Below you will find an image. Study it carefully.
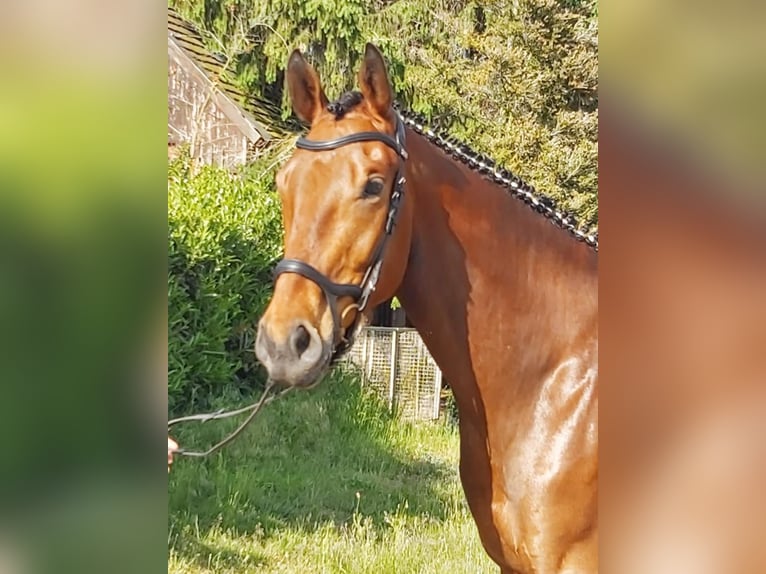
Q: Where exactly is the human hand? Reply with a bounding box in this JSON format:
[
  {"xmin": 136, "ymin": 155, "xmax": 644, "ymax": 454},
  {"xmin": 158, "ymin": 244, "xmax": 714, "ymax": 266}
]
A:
[{"xmin": 168, "ymin": 437, "xmax": 179, "ymax": 472}]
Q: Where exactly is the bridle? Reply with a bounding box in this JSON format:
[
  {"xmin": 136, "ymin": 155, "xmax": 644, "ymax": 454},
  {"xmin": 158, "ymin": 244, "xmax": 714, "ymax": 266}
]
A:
[
  {"xmin": 168, "ymin": 115, "xmax": 408, "ymax": 460},
  {"xmin": 273, "ymin": 113, "xmax": 408, "ymax": 360}
]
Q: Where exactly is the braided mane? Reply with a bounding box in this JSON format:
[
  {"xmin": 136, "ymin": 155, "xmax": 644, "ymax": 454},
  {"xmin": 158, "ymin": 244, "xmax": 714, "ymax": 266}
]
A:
[{"xmin": 323, "ymin": 93, "xmax": 598, "ymax": 251}]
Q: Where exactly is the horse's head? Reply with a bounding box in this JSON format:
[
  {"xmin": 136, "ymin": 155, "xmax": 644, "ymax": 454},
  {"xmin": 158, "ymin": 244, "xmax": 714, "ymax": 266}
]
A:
[{"xmin": 255, "ymin": 44, "xmax": 414, "ymax": 388}]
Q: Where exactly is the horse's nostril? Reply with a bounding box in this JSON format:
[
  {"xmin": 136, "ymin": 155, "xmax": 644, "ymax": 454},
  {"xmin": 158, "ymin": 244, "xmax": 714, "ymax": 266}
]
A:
[{"xmin": 291, "ymin": 324, "xmax": 311, "ymax": 357}]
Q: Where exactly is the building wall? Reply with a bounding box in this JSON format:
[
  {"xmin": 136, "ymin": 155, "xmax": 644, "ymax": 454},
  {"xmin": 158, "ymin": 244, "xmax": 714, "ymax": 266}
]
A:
[{"xmin": 168, "ymin": 55, "xmax": 250, "ymax": 169}]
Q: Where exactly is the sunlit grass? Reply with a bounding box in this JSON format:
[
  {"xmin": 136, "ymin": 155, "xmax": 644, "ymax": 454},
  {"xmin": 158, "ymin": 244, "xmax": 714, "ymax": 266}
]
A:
[{"xmin": 168, "ymin": 369, "xmax": 494, "ymax": 573}]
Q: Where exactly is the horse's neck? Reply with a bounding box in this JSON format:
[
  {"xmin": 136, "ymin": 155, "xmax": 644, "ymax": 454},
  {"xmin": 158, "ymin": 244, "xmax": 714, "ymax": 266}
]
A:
[{"xmin": 397, "ymin": 131, "xmax": 598, "ymax": 413}]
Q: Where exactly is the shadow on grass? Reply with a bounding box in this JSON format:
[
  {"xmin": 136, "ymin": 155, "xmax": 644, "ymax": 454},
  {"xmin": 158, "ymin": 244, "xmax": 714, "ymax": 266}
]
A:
[
  {"xmin": 169, "ymin": 367, "xmax": 462, "ymax": 563},
  {"xmin": 171, "ymin": 531, "xmax": 269, "ymax": 571}
]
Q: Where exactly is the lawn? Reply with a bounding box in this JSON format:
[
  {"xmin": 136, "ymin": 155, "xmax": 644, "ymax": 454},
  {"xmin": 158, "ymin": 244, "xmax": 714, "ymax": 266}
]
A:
[{"xmin": 168, "ymin": 368, "xmax": 495, "ymax": 573}]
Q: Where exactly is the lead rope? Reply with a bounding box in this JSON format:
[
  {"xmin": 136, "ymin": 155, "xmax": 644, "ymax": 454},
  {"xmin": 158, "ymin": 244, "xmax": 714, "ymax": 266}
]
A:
[{"xmin": 168, "ymin": 381, "xmax": 292, "ymax": 458}]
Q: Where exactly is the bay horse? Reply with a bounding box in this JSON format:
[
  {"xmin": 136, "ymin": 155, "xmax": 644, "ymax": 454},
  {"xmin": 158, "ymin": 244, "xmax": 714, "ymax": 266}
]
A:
[
  {"xmin": 255, "ymin": 44, "xmax": 598, "ymax": 574},
  {"xmin": 599, "ymin": 109, "xmax": 766, "ymax": 574}
]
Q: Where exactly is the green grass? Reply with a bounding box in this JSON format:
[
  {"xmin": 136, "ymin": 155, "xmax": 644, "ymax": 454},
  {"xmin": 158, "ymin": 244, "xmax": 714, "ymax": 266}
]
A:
[{"xmin": 168, "ymin": 369, "xmax": 495, "ymax": 573}]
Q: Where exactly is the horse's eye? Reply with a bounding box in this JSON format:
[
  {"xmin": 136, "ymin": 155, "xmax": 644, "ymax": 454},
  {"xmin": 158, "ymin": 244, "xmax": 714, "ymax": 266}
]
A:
[{"xmin": 362, "ymin": 178, "xmax": 385, "ymax": 197}]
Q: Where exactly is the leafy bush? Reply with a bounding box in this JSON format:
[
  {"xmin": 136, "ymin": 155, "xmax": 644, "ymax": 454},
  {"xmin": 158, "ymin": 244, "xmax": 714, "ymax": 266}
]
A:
[{"xmin": 168, "ymin": 154, "xmax": 283, "ymax": 413}]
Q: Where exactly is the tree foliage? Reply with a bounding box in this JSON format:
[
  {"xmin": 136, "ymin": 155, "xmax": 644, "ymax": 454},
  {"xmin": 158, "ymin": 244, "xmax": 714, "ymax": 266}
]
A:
[{"xmin": 169, "ymin": 0, "xmax": 598, "ymax": 226}]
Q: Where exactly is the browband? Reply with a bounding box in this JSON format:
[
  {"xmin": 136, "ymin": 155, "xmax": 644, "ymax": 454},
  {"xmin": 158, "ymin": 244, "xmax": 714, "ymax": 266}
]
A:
[{"xmin": 296, "ymin": 123, "xmax": 408, "ymax": 160}]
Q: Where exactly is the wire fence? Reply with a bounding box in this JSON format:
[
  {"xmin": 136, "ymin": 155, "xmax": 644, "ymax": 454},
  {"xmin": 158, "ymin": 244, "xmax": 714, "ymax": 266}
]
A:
[{"xmin": 343, "ymin": 327, "xmax": 443, "ymax": 421}]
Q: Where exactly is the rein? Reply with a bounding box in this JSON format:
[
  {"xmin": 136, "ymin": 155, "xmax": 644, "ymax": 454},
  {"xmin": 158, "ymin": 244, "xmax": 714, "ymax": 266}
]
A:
[
  {"xmin": 168, "ymin": 381, "xmax": 292, "ymax": 458},
  {"xmin": 273, "ymin": 113, "xmax": 409, "ymax": 359}
]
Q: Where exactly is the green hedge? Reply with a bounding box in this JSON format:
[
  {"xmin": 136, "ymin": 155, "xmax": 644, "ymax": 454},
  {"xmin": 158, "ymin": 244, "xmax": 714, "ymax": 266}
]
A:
[{"xmin": 168, "ymin": 155, "xmax": 283, "ymax": 413}]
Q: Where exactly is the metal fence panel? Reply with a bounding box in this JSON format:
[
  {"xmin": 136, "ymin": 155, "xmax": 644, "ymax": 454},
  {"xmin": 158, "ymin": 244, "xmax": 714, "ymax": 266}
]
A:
[{"xmin": 345, "ymin": 327, "xmax": 442, "ymax": 421}]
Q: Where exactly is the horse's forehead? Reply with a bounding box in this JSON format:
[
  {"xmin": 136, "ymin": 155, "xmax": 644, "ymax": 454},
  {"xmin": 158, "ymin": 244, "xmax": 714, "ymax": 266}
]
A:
[
  {"xmin": 313, "ymin": 120, "xmax": 371, "ymax": 140},
  {"xmin": 286, "ymin": 114, "xmax": 391, "ymax": 174}
]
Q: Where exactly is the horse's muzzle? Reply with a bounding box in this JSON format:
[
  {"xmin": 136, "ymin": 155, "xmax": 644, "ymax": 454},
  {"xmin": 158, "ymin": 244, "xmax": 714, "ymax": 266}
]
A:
[{"xmin": 255, "ymin": 319, "xmax": 331, "ymax": 387}]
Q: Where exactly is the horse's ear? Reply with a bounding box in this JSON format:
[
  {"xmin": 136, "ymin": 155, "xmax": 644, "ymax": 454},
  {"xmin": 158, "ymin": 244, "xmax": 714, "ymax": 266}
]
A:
[
  {"xmin": 358, "ymin": 43, "xmax": 393, "ymax": 118},
  {"xmin": 286, "ymin": 49, "xmax": 328, "ymax": 124}
]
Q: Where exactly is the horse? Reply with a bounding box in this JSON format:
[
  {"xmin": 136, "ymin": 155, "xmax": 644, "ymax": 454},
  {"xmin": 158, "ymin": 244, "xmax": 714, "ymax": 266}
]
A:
[
  {"xmin": 255, "ymin": 44, "xmax": 598, "ymax": 574},
  {"xmin": 599, "ymin": 108, "xmax": 766, "ymax": 574}
]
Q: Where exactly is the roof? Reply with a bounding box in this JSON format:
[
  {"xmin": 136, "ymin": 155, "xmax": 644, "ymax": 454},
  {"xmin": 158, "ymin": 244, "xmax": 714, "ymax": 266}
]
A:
[{"xmin": 168, "ymin": 7, "xmax": 272, "ymax": 143}]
